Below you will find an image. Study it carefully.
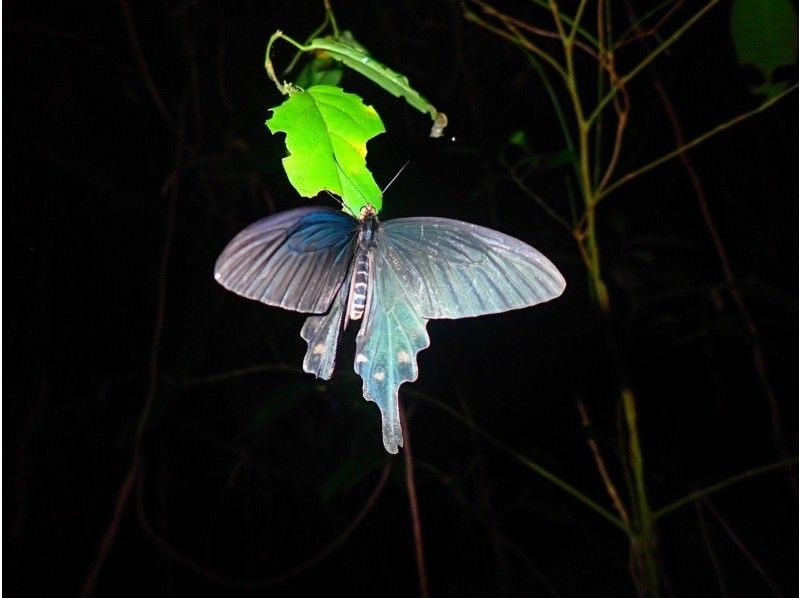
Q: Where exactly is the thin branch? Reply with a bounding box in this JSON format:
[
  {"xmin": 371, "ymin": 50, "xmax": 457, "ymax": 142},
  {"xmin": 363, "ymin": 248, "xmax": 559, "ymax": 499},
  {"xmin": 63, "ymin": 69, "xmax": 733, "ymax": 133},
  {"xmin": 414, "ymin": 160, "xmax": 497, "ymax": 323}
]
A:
[
  {"xmin": 576, "ymin": 400, "xmax": 631, "ymax": 528},
  {"xmin": 653, "ymin": 458, "xmax": 798, "ymax": 520},
  {"xmin": 400, "ymin": 401, "xmax": 430, "ymax": 598},
  {"xmin": 695, "ymin": 502, "xmax": 729, "ymax": 597},
  {"xmin": 119, "ymin": 0, "xmax": 174, "ymax": 127},
  {"xmin": 81, "ymin": 108, "xmax": 186, "ymax": 598},
  {"xmin": 624, "ymin": 0, "xmax": 794, "ymax": 487},
  {"xmin": 547, "ymin": 0, "xmax": 568, "ymax": 43},
  {"xmin": 568, "ymin": 0, "xmax": 590, "ymax": 42},
  {"xmin": 469, "ymin": 0, "xmax": 598, "ymax": 60},
  {"xmin": 587, "ymin": 0, "xmax": 721, "ymax": 126},
  {"xmin": 463, "ymin": 7, "xmax": 567, "ymax": 82},
  {"xmin": 502, "ymin": 156, "xmax": 573, "ymax": 232},
  {"xmin": 528, "ymin": 0, "xmax": 600, "ymax": 46},
  {"xmin": 704, "ymin": 501, "xmax": 785, "ymax": 597},
  {"xmin": 595, "ymin": 58, "xmax": 630, "ymax": 196},
  {"xmin": 164, "ymin": 363, "xmax": 305, "ymax": 387},
  {"xmin": 137, "ymin": 461, "xmax": 392, "ymax": 589},
  {"xmin": 408, "ymin": 389, "xmax": 628, "ymax": 534},
  {"xmin": 614, "ymin": 0, "xmax": 684, "ymax": 50},
  {"xmin": 599, "ymin": 85, "xmax": 798, "ymax": 199}
]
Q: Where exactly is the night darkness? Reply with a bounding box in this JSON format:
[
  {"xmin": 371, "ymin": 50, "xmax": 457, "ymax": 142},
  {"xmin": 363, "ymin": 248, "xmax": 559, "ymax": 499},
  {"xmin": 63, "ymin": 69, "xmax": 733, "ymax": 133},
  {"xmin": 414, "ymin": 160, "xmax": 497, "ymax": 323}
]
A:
[{"xmin": 4, "ymin": 1, "xmax": 798, "ymax": 596}]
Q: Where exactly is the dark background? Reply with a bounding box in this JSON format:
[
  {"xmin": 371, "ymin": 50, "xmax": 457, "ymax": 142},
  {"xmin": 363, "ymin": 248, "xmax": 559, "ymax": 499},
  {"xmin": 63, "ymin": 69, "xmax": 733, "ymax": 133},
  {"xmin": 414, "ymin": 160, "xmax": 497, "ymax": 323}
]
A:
[{"xmin": 4, "ymin": 1, "xmax": 797, "ymax": 596}]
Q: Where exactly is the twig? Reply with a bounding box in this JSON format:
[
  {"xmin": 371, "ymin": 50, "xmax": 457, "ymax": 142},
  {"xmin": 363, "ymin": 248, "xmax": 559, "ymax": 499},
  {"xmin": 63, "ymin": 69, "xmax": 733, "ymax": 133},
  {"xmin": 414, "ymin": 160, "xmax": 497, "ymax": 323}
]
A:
[
  {"xmin": 407, "ymin": 388, "xmax": 628, "ymax": 534},
  {"xmin": 623, "ymin": 0, "xmax": 794, "ymax": 486},
  {"xmin": 163, "ymin": 363, "xmax": 305, "ymax": 386},
  {"xmin": 695, "ymin": 502, "xmax": 728, "ymax": 597},
  {"xmin": 136, "ymin": 460, "xmax": 392, "ymax": 588},
  {"xmin": 502, "ymin": 156, "xmax": 573, "ymax": 232},
  {"xmin": 119, "ymin": 0, "xmax": 174, "ymax": 127},
  {"xmin": 576, "ymin": 400, "xmax": 631, "ymax": 528},
  {"xmin": 400, "ymin": 400, "xmax": 430, "ymax": 598},
  {"xmin": 80, "ymin": 104, "xmax": 187, "ymax": 598},
  {"xmin": 653, "ymin": 458, "xmax": 798, "ymax": 520},
  {"xmin": 614, "ymin": 0, "xmax": 684, "ymax": 50},
  {"xmin": 587, "ymin": 0, "xmax": 721, "ymax": 125},
  {"xmin": 703, "ymin": 501, "xmax": 784, "ymax": 597},
  {"xmin": 599, "ymin": 85, "xmax": 798, "ymax": 199},
  {"xmin": 463, "ymin": 7, "xmax": 567, "ymax": 82},
  {"xmin": 469, "ymin": 0, "xmax": 599, "ymax": 60}
]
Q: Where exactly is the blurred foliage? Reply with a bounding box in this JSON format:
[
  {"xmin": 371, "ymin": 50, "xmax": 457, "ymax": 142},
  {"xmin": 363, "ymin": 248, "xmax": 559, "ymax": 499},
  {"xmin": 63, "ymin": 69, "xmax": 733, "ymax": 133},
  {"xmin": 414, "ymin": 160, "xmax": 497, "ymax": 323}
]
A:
[{"xmin": 731, "ymin": 0, "xmax": 798, "ymax": 97}]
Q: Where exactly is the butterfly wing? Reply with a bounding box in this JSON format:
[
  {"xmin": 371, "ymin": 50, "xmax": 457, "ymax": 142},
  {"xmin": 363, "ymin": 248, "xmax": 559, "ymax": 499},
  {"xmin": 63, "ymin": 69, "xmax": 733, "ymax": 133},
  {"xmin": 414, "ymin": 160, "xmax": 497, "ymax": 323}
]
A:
[
  {"xmin": 379, "ymin": 217, "xmax": 566, "ymax": 318},
  {"xmin": 214, "ymin": 207, "xmax": 357, "ymax": 313},
  {"xmin": 300, "ymin": 259, "xmax": 354, "ymax": 380},
  {"xmin": 354, "ymin": 242, "xmax": 431, "ymax": 454},
  {"xmin": 355, "ymin": 218, "xmax": 565, "ymax": 453}
]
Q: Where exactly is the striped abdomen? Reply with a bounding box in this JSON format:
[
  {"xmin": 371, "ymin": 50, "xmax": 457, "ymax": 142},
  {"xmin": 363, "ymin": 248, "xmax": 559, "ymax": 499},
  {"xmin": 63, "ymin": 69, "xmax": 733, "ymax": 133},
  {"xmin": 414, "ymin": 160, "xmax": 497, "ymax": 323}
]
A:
[{"xmin": 348, "ymin": 251, "xmax": 369, "ymax": 320}]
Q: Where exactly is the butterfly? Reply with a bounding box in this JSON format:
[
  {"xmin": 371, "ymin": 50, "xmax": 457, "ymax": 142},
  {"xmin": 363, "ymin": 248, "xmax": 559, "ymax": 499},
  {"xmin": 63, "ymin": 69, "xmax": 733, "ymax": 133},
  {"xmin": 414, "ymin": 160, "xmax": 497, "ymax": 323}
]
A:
[{"xmin": 214, "ymin": 203, "xmax": 566, "ymax": 453}]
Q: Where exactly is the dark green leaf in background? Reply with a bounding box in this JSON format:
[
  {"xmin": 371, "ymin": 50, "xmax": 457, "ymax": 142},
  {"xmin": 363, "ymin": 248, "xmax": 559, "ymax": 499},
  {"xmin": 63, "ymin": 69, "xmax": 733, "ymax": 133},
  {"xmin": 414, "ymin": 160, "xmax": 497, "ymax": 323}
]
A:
[{"xmin": 731, "ymin": 0, "xmax": 798, "ymax": 97}]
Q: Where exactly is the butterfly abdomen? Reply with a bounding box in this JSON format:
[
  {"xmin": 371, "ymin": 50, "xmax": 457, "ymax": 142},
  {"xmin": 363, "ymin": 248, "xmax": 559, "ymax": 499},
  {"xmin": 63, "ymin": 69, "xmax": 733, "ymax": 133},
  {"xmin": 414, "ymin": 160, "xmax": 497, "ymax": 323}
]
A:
[
  {"xmin": 347, "ymin": 211, "xmax": 378, "ymax": 322},
  {"xmin": 348, "ymin": 250, "xmax": 369, "ymax": 320}
]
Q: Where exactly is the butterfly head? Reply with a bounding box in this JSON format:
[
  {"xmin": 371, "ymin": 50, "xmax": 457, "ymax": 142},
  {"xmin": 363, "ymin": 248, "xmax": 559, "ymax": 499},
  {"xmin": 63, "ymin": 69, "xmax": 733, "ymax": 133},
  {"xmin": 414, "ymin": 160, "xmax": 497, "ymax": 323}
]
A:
[{"xmin": 358, "ymin": 204, "xmax": 378, "ymax": 221}]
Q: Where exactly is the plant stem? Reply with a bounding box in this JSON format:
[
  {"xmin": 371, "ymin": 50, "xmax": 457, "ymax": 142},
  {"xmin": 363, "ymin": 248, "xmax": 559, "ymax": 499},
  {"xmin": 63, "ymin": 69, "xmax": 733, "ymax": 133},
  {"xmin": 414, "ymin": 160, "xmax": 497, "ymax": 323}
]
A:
[
  {"xmin": 623, "ymin": 388, "xmax": 660, "ymax": 596},
  {"xmin": 654, "ymin": 458, "xmax": 798, "ymax": 520},
  {"xmin": 587, "ymin": 0, "xmax": 721, "ymax": 126},
  {"xmin": 599, "ymin": 85, "xmax": 797, "ymax": 199},
  {"xmin": 399, "ymin": 402, "xmax": 430, "ymax": 598},
  {"xmin": 410, "ymin": 389, "xmax": 628, "ymax": 534}
]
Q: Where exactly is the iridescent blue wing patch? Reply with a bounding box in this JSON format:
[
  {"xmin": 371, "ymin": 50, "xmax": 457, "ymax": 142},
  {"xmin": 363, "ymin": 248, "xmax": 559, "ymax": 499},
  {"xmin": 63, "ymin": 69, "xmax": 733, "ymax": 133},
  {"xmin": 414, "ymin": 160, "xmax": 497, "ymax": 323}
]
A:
[
  {"xmin": 214, "ymin": 207, "xmax": 357, "ymax": 314},
  {"xmin": 353, "ymin": 219, "xmax": 565, "ymax": 452},
  {"xmin": 380, "ymin": 217, "xmax": 566, "ymax": 318},
  {"xmin": 354, "ymin": 242, "xmax": 430, "ymax": 454}
]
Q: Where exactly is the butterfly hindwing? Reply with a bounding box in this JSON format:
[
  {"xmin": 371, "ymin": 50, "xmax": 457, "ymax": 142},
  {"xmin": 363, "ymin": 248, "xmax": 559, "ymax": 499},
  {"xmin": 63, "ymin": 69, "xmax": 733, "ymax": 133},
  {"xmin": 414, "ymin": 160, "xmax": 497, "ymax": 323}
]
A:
[
  {"xmin": 214, "ymin": 207, "xmax": 357, "ymax": 314},
  {"xmin": 300, "ymin": 261, "xmax": 353, "ymax": 380},
  {"xmin": 380, "ymin": 217, "xmax": 566, "ymax": 318},
  {"xmin": 354, "ymin": 242, "xmax": 431, "ymax": 454}
]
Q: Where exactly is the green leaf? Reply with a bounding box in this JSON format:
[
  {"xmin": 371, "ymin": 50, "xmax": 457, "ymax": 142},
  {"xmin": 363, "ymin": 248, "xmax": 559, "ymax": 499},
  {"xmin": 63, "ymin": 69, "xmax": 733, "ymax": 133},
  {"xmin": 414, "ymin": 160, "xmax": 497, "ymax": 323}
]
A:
[
  {"xmin": 303, "ymin": 37, "xmax": 448, "ymax": 137},
  {"xmin": 294, "ymin": 52, "xmax": 344, "ymax": 89},
  {"xmin": 508, "ymin": 130, "xmax": 529, "ymax": 149},
  {"xmin": 731, "ymin": 0, "xmax": 798, "ymax": 97},
  {"xmin": 266, "ymin": 85, "xmax": 385, "ymax": 214}
]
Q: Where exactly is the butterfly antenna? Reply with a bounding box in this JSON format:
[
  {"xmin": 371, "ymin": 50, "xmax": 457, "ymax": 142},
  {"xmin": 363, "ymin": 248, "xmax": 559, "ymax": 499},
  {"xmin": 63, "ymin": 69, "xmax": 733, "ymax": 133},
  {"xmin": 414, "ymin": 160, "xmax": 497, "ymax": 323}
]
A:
[
  {"xmin": 382, "ymin": 160, "xmax": 410, "ymax": 195},
  {"xmin": 332, "ymin": 156, "xmax": 374, "ymax": 214},
  {"xmin": 323, "ymin": 189, "xmax": 345, "ymax": 208}
]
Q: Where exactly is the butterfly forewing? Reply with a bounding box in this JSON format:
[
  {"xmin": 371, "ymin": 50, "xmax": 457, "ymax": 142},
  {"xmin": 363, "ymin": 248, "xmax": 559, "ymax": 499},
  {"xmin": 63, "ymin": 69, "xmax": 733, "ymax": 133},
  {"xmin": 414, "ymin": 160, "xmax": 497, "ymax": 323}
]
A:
[
  {"xmin": 214, "ymin": 207, "xmax": 358, "ymax": 313},
  {"xmin": 380, "ymin": 217, "xmax": 566, "ymax": 318}
]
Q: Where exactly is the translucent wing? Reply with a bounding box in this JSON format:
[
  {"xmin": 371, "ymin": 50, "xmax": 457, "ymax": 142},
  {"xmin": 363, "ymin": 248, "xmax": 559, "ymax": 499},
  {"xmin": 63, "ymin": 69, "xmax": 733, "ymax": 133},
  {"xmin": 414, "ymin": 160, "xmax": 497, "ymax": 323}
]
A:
[
  {"xmin": 300, "ymin": 260, "xmax": 353, "ymax": 380},
  {"xmin": 355, "ymin": 218, "xmax": 565, "ymax": 453},
  {"xmin": 214, "ymin": 207, "xmax": 357, "ymax": 313},
  {"xmin": 380, "ymin": 217, "xmax": 566, "ymax": 318},
  {"xmin": 354, "ymin": 245, "xmax": 431, "ymax": 454}
]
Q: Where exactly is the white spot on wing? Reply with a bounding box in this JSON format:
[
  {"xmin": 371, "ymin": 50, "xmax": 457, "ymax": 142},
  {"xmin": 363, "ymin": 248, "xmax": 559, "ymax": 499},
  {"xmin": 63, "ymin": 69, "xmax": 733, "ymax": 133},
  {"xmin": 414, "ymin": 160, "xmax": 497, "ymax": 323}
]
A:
[
  {"xmin": 398, "ymin": 351, "xmax": 411, "ymax": 363},
  {"xmin": 373, "ymin": 370, "xmax": 385, "ymax": 381},
  {"xmin": 356, "ymin": 353, "xmax": 368, "ymax": 363},
  {"xmin": 313, "ymin": 343, "xmax": 325, "ymax": 355}
]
